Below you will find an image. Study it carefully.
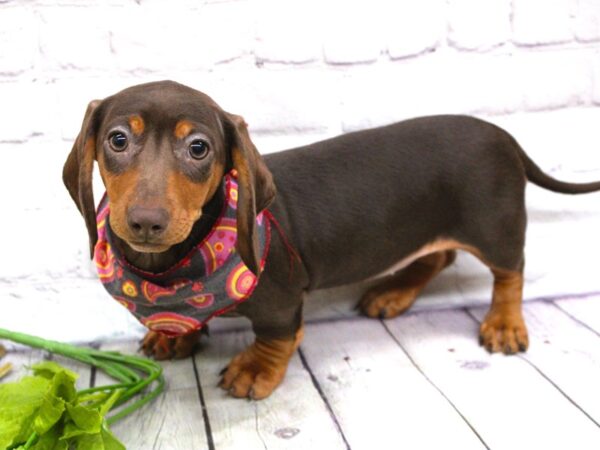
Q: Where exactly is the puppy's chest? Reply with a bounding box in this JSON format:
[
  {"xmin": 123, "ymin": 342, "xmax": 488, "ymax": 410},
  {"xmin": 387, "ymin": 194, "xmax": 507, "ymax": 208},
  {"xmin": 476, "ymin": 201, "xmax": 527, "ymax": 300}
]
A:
[{"xmin": 94, "ymin": 174, "xmax": 270, "ymax": 337}]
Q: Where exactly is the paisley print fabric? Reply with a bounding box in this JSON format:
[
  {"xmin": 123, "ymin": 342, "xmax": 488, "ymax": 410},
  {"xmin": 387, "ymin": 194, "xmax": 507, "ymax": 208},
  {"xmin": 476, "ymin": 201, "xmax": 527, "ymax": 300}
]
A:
[{"xmin": 94, "ymin": 172, "xmax": 271, "ymax": 337}]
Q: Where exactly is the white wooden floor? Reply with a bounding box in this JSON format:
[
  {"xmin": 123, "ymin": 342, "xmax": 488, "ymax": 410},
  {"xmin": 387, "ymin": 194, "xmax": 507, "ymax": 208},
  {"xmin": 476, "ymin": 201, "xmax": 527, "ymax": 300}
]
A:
[{"xmin": 3, "ymin": 296, "xmax": 600, "ymax": 450}]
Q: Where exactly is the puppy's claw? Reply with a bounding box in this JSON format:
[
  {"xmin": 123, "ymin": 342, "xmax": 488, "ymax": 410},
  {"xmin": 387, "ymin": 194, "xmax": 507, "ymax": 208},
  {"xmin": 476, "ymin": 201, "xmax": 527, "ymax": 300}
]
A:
[
  {"xmin": 248, "ymin": 388, "xmax": 257, "ymax": 401},
  {"xmin": 518, "ymin": 342, "xmax": 528, "ymax": 352},
  {"xmin": 479, "ymin": 311, "xmax": 529, "ymax": 355}
]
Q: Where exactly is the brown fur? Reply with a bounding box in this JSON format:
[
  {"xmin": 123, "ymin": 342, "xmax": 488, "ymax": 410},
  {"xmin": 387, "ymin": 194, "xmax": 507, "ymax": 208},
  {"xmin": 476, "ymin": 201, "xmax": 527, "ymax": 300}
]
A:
[
  {"xmin": 63, "ymin": 81, "xmax": 600, "ymax": 400},
  {"xmin": 227, "ymin": 114, "xmax": 276, "ymax": 274},
  {"xmin": 63, "ymin": 100, "xmax": 100, "ymax": 257}
]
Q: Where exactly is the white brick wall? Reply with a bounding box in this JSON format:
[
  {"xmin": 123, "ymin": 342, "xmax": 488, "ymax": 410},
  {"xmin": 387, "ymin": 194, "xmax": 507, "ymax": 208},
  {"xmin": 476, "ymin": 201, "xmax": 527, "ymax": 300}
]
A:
[
  {"xmin": 512, "ymin": 0, "xmax": 573, "ymax": 45},
  {"xmin": 447, "ymin": 0, "xmax": 511, "ymax": 50},
  {"xmin": 1, "ymin": 0, "xmax": 600, "ymax": 342}
]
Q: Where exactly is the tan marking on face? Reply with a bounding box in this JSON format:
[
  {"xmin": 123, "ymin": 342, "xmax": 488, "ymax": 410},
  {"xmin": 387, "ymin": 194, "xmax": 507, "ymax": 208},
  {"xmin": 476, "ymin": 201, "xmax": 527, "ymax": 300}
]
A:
[
  {"xmin": 163, "ymin": 162, "xmax": 225, "ymax": 245},
  {"xmin": 98, "ymin": 142, "xmax": 225, "ymax": 251},
  {"xmin": 128, "ymin": 115, "xmax": 145, "ymax": 136},
  {"xmin": 174, "ymin": 120, "xmax": 194, "ymax": 140},
  {"xmin": 97, "ymin": 152, "xmax": 141, "ymax": 242}
]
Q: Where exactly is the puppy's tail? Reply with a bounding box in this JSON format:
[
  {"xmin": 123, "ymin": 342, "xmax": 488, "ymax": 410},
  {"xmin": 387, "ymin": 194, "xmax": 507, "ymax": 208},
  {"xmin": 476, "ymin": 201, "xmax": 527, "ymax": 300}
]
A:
[{"xmin": 518, "ymin": 147, "xmax": 600, "ymax": 194}]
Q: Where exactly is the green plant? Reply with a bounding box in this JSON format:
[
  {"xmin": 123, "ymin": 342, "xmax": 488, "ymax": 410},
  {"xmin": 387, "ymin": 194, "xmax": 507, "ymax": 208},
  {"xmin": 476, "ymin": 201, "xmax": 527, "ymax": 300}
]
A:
[{"xmin": 0, "ymin": 329, "xmax": 165, "ymax": 449}]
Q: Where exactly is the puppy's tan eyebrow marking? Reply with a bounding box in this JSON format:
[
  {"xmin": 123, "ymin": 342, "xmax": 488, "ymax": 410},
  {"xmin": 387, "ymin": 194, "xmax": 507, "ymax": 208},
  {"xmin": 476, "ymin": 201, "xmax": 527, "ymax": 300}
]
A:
[
  {"xmin": 128, "ymin": 115, "xmax": 145, "ymax": 136},
  {"xmin": 174, "ymin": 120, "xmax": 194, "ymax": 140}
]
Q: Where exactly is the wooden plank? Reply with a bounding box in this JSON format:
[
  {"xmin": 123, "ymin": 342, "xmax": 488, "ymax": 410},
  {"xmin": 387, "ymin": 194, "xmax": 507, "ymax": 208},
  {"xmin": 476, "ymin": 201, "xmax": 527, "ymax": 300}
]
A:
[
  {"xmin": 96, "ymin": 340, "xmax": 209, "ymax": 450},
  {"xmin": 194, "ymin": 329, "xmax": 348, "ymax": 450},
  {"xmin": 386, "ymin": 308, "xmax": 600, "ymax": 449},
  {"xmin": 554, "ymin": 295, "xmax": 600, "ymax": 335},
  {"xmin": 470, "ymin": 301, "xmax": 600, "ymax": 424},
  {"xmin": 300, "ymin": 318, "xmax": 486, "ymax": 450},
  {"xmin": 0, "ymin": 345, "xmax": 45, "ymax": 383}
]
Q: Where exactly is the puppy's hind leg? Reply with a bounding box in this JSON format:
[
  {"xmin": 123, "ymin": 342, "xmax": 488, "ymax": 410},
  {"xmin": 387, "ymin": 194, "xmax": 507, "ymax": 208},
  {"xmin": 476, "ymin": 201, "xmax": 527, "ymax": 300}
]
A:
[
  {"xmin": 479, "ymin": 266, "xmax": 528, "ymax": 354},
  {"xmin": 359, "ymin": 250, "xmax": 456, "ymax": 319}
]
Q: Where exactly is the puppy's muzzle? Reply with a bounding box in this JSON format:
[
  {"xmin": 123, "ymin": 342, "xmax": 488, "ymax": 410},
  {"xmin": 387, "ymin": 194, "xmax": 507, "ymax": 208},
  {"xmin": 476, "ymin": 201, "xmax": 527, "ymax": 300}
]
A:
[{"xmin": 127, "ymin": 206, "xmax": 170, "ymax": 241}]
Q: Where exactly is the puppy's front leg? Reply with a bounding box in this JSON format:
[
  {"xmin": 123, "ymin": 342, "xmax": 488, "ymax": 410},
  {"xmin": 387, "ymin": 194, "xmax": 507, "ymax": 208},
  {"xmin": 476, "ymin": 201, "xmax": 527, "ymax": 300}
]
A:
[
  {"xmin": 141, "ymin": 329, "xmax": 202, "ymax": 360},
  {"xmin": 220, "ymin": 326, "xmax": 304, "ymax": 400}
]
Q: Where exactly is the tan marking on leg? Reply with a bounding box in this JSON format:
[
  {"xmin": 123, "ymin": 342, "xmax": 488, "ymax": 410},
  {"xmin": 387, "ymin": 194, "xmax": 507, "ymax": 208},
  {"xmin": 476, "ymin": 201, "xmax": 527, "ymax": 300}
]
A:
[
  {"xmin": 220, "ymin": 326, "xmax": 304, "ymax": 400},
  {"xmin": 480, "ymin": 268, "xmax": 528, "ymax": 354},
  {"xmin": 360, "ymin": 250, "xmax": 456, "ymax": 318},
  {"xmin": 128, "ymin": 115, "xmax": 145, "ymax": 136},
  {"xmin": 174, "ymin": 120, "xmax": 194, "ymax": 140}
]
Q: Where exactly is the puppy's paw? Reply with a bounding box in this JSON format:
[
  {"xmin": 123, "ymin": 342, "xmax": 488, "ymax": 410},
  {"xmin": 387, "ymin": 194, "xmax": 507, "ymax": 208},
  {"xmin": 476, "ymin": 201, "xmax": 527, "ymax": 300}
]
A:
[
  {"xmin": 219, "ymin": 349, "xmax": 286, "ymax": 400},
  {"xmin": 141, "ymin": 330, "xmax": 201, "ymax": 360},
  {"xmin": 479, "ymin": 311, "xmax": 529, "ymax": 354},
  {"xmin": 358, "ymin": 288, "xmax": 417, "ymax": 319},
  {"xmin": 220, "ymin": 328, "xmax": 303, "ymax": 400}
]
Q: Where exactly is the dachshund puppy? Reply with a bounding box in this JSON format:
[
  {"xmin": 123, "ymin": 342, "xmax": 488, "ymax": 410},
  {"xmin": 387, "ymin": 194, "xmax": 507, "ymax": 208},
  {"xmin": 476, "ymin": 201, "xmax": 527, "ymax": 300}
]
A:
[{"xmin": 63, "ymin": 81, "xmax": 600, "ymax": 399}]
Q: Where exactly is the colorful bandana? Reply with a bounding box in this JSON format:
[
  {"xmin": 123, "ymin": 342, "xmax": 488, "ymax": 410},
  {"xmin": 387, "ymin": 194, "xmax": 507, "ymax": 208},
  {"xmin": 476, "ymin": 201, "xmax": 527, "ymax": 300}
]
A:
[{"xmin": 94, "ymin": 172, "xmax": 271, "ymax": 337}]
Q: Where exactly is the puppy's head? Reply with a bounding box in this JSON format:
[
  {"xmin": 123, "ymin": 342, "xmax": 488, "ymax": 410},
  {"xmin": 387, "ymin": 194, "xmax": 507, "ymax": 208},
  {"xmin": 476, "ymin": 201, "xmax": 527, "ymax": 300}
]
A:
[{"xmin": 63, "ymin": 81, "xmax": 275, "ymax": 274}]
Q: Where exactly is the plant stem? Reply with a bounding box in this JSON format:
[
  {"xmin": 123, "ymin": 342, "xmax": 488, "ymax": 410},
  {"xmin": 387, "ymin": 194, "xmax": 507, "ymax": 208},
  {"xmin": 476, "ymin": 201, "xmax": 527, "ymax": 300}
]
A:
[{"xmin": 0, "ymin": 328, "xmax": 165, "ymax": 424}]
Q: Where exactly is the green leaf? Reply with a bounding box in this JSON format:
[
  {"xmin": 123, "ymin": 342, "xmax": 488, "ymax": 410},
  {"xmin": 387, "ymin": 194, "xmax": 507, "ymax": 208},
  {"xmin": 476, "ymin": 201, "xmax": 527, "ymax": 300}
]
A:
[
  {"xmin": 32, "ymin": 366, "xmax": 79, "ymax": 435},
  {"xmin": 29, "ymin": 424, "xmax": 67, "ymax": 450},
  {"xmin": 99, "ymin": 425, "xmax": 126, "ymax": 450},
  {"xmin": 60, "ymin": 404, "xmax": 102, "ymax": 440},
  {"xmin": 0, "ymin": 376, "xmax": 49, "ymax": 449},
  {"xmin": 72, "ymin": 423, "xmax": 125, "ymax": 450},
  {"xmin": 0, "ymin": 328, "xmax": 164, "ymax": 450},
  {"xmin": 47, "ymin": 370, "xmax": 77, "ymax": 404},
  {"xmin": 33, "ymin": 393, "xmax": 65, "ymax": 435},
  {"xmin": 73, "ymin": 433, "xmax": 104, "ymax": 450},
  {"xmin": 66, "ymin": 404, "xmax": 102, "ymax": 434},
  {"xmin": 31, "ymin": 362, "xmax": 78, "ymax": 384}
]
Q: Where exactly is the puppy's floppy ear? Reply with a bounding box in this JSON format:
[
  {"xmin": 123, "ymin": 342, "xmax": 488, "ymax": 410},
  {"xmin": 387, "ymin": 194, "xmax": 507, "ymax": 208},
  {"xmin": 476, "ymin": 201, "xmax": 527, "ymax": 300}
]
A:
[
  {"xmin": 62, "ymin": 99, "xmax": 102, "ymax": 259},
  {"xmin": 223, "ymin": 112, "xmax": 276, "ymax": 275}
]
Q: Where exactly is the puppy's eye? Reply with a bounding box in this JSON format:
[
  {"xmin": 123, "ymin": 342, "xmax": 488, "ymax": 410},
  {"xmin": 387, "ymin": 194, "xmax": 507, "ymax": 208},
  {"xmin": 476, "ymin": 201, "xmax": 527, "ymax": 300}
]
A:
[
  {"xmin": 109, "ymin": 132, "xmax": 128, "ymax": 152},
  {"xmin": 189, "ymin": 139, "xmax": 209, "ymax": 160}
]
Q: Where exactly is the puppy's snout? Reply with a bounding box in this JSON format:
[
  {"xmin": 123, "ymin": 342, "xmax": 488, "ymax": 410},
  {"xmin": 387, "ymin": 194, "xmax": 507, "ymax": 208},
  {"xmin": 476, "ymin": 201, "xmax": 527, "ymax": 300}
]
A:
[{"xmin": 127, "ymin": 206, "xmax": 169, "ymax": 239}]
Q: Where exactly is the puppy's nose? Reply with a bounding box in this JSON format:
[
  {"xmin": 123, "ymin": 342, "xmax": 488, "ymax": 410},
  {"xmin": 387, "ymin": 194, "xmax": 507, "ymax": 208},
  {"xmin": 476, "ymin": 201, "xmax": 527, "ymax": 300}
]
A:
[{"xmin": 127, "ymin": 206, "xmax": 169, "ymax": 239}]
